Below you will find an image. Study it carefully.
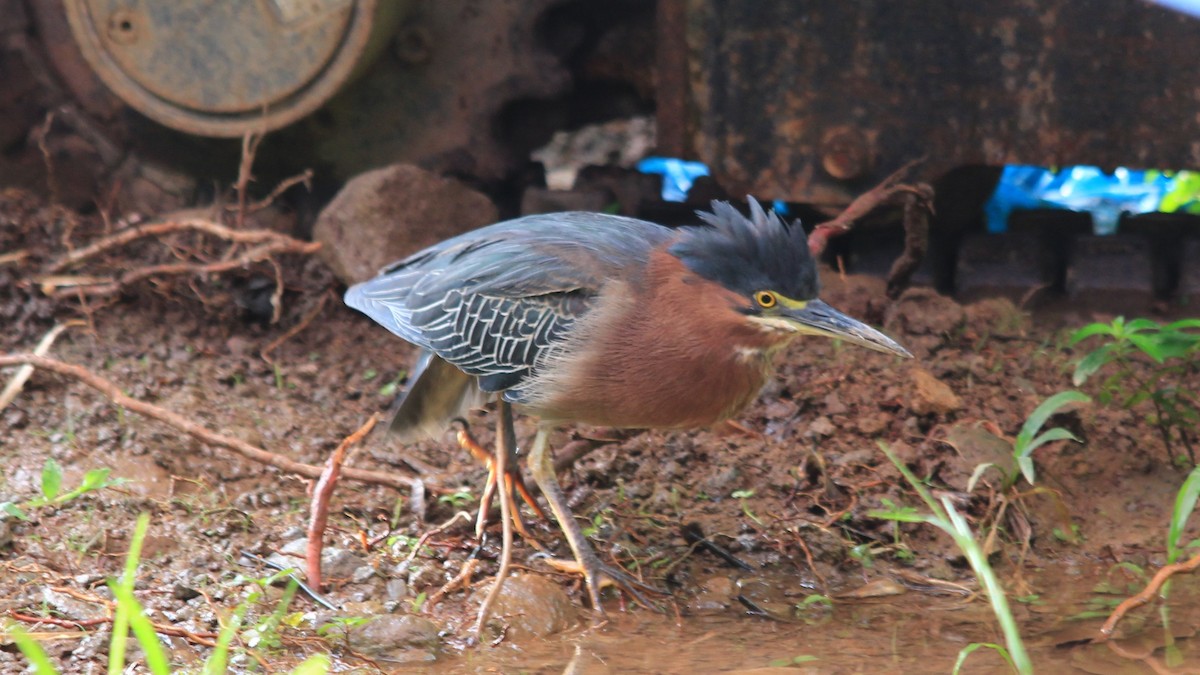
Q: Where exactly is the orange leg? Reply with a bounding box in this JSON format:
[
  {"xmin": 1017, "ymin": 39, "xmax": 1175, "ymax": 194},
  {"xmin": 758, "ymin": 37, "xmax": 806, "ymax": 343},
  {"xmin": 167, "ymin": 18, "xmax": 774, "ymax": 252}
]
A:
[{"xmin": 453, "ymin": 414, "xmax": 548, "ymax": 529}]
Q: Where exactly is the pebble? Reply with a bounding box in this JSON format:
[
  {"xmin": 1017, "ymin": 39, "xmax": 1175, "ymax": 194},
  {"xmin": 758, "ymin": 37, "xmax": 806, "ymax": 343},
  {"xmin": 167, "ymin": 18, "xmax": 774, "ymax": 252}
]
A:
[
  {"xmin": 481, "ymin": 574, "xmax": 579, "ymax": 638},
  {"xmin": 341, "ymin": 614, "xmax": 440, "ymax": 662}
]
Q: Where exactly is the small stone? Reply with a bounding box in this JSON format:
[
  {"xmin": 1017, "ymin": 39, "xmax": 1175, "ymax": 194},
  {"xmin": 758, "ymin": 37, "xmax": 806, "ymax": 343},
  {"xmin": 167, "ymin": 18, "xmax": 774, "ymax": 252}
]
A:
[
  {"xmin": 338, "ymin": 614, "xmax": 440, "ymax": 661},
  {"xmin": 482, "ymin": 574, "xmax": 579, "ymax": 638},
  {"xmin": 386, "ymin": 571, "xmax": 410, "ymax": 598},
  {"xmin": 806, "ymin": 415, "xmax": 836, "ymax": 437},
  {"xmin": 822, "ymin": 392, "xmax": 848, "ymax": 415},
  {"xmin": 909, "ymin": 368, "xmax": 962, "ymax": 416},
  {"xmin": 268, "ymin": 539, "xmax": 365, "ymax": 581},
  {"xmin": 351, "ymin": 566, "xmax": 376, "ymax": 584},
  {"xmin": 314, "ymin": 164, "xmax": 498, "ymax": 285},
  {"xmin": 687, "ymin": 575, "xmax": 736, "ymax": 613}
]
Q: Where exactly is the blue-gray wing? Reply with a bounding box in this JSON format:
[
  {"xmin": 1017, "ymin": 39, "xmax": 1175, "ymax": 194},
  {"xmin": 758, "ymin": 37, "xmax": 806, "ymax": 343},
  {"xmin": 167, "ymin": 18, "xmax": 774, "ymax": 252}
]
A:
[{"xmin": 345, "ymin": 212, "xmax": 673, "ymax": 396}]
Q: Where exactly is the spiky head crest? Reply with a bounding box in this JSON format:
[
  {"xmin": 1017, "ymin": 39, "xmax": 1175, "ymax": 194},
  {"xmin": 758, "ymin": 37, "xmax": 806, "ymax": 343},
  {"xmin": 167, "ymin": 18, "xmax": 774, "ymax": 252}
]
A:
[{"xmin": 668, "ymin": 197, "xmax": 819, "ymax": 301}]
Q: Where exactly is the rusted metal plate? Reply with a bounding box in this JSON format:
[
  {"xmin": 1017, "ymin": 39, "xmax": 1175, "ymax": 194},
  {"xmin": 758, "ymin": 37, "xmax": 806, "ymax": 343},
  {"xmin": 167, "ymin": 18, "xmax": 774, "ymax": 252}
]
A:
[
  {"xmin": 59, "ymin": 0, "xmax": 401, "ymax": 136},
  {"xmin": 676, "ymin": 1, "xmax": 1200, "ymax": 206}
]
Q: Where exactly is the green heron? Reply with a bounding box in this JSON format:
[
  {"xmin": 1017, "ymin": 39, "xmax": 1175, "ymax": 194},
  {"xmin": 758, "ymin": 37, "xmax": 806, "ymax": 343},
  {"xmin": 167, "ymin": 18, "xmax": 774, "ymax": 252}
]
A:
[{"xmin": 346, "ymin": 198, "xmax": 910, "ymax": 611}]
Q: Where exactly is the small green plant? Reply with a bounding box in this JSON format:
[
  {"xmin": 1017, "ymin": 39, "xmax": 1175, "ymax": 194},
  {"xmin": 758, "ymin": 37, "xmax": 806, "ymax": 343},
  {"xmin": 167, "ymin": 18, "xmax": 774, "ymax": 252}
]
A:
[
  {"xmin": 437, "ymin": 488, "xmax": 475, "ymax": 509},
  {"xmin": 731, "ymin": 489, "xmax": 765, "ymax": 526},
  {"xmin": 1070, "ymin": 316, "xmax": 1200, "ymax": 464},
  {"xmin": 378, "ymin": 371, "xmax": 406, "ymax": 398},
  {"xmin": 872, "ymin": 442, "xmax": 1032, "ymax": 675},
  {"xmin": 1167, "ymin": 465, "xmax": 1200, "ymax": 564},
  {"xmin": 1, "ymin": 458, "xmax": 122, "ymax": 520},
  {"xmin": 968, "ymin": 391, "xmax": 1090, "ymax": 493},
  {"xmin": 7, "ymin": 514, "xmax": 330, "ymax": 674}
]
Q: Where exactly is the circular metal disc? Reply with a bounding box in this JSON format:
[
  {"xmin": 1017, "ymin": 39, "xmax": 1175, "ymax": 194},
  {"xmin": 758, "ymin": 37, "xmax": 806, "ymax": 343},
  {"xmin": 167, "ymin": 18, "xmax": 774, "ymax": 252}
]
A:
[{"xmin": 62, "ymin": 0, "xmax": 385, "ymax": 137}]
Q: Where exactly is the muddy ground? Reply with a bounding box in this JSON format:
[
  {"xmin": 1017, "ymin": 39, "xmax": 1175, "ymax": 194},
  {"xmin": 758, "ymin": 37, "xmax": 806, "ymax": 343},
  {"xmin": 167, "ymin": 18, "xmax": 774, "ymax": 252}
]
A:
[{"xmin": 2, "ymin": 188, "xmax": 1200, "ymax": 674}]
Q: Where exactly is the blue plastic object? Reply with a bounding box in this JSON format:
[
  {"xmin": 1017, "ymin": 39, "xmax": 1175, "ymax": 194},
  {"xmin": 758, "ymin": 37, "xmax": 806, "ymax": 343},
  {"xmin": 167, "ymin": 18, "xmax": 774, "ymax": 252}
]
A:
[
  {"xmin": 983, "ymin": 165, "xmax": 1200, "ymax": 234},
  {"xmin": 638, "ymin": 157, "xmax": 710, "ymax": 202}
]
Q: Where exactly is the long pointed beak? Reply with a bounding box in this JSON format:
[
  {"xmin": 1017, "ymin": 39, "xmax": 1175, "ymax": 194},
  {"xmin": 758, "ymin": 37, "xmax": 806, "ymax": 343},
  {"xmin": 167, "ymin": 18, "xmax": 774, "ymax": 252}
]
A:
[{"xmin": 783, "ymin": 299, "xmax": 912, "ymax": 358}]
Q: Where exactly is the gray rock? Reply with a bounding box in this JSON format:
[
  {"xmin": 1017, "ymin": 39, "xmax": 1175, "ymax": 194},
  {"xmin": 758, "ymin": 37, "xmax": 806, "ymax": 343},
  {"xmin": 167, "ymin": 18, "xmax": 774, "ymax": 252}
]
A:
[
  {"xmin": 314, "ymin": 164, "xmax": 498, "ymax": 285},
  {"xmin": 385, "ymin": 578, "xmax": 410, "ymax": 601},
  {"xmin": 481, "ymin": 574, "xmax": 579, "ymax": 638},
  {"xmin": 342, "ymin": 614, "xmax": 440, "ymax": 662},
  {"xmin": 268, "ymin": 538, "xmax": 365, "ymax": 581},
  {"xmin": 351, "ymin": 565, "xmax": 376, "ymax": 584}
]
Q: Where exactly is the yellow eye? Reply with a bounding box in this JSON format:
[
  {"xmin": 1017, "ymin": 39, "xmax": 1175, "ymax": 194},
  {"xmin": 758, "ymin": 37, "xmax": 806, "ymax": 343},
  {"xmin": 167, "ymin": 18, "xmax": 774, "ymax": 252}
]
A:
[{"xmin": 755, "ymin": 291, "xmax": 777, "ymax": 308}]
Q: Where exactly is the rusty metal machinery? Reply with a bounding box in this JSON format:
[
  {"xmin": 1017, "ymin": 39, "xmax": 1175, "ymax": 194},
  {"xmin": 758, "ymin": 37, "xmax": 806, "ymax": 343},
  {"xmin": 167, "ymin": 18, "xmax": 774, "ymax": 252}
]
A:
[
  {"xmin": 658, "ymin": 0, "xmax": 1200, "ymax": 209},
  {"xmin": 23, "ymin": 0, "xmax": 571, "ymax": 183},
  {"xmin": 56, "ymin": 0, "xmax": 402, "ymax": 137}
]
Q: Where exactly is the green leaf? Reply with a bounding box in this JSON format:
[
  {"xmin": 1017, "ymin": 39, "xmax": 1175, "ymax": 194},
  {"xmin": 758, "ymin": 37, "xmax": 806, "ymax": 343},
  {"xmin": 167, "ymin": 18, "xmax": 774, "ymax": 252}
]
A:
[
  {"xmin": 1022, "ymin": 427, "xmax": 1083, "ymax": 458},
  {"xmin": 1124, "ymin": 318, "xmax": 1161, "ymax": 334},
  {"xmin": 290, "ymin": 655, "xmax": 332, "ymax": 675},
  {"xmin": 967, "ymin": 463, "xmax": 1003, "ymax": 492},
  {"xmin": 1168, "ymin": 466, "xmax": 1200, "ymax": 564},
  {"xmin": 1128, "ymin": 333, "xmax": 1167, "ymax": 362},
  {"xmin": 1073, "ymin": 346, "xmax": 1115, "ymax": 386},
  {"xmin": 1, "ymin": 502, "xmax": 29, "ymax": 520},
  {"xmin": 41, "ymin": 458, "xmax": 62, "ymax": 502},
  {"xmin": 1015, "ymin": 391, "xmax": 1090, "ymax": 452},
  {"xmin": 1163, "ymin": 319, "xmax": 1200, "ymax": 332},
  {"xmin": 7, "ymin": 623, "xmax": 59, "ymax": 675},
  {"xmin": 1069, "ymin": 322, "xmax": 1118, "ymax": 345},
  {"xmin": 953, "ymin": 643, "xmax": 1016, "ymax": 675}
]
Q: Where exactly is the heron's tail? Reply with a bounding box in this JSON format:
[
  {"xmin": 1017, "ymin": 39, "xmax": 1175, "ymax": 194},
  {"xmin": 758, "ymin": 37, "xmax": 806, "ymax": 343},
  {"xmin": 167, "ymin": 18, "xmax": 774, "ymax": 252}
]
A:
[{"xmin": 388, "ymin": 351, "xmax": 489, "ymax": 440}]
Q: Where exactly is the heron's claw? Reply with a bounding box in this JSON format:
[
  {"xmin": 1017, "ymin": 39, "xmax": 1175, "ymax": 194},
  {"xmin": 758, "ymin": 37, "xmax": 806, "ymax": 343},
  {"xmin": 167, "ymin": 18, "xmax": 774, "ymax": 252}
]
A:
[{"xmin": 545, "ymin": 555, "xmax": 666, "ymax": 613}]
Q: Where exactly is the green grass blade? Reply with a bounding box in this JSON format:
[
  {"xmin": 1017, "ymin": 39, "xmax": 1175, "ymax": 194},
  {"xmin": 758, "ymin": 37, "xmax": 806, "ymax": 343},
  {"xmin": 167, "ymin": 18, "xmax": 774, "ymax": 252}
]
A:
[
  {"xmin": 204, "ymin": 601, "xmax": 249, "ymax": 675},
  {"xmin": 290, "ymin": 654, "xmax": 331, "ymax": 675},
  {"xmin": 41, "ymin": 458, "xmax": 62, "ymax": 502},
  {"xmin": 1069, "ymin": 321, "xmax": 1119, "ymax": 345},
  {"xmin": 1023, "ymin": 427, "xmax": 1082, "ymax": 457},
  {"xmin": 942, "ymin": 499, "xmax": 1032, "ymax": 674},
  {"xmin": 110, "ymin": 583, "xmax": 171, "ymax": 675},
  {"xmin": 1168, "ymin": 466, "xmax": 1200, "ymax": 563},
  {"xmin": 7, "ymin": 623, "xmax": 59, "ymax": 675},
  {"xmin": 952, "ymin": 642, "xmax": 1014, "ymax": 675},
  {"xmin": 1015, "ymin": 391, "xmax": 1090, "ymax": 450},
  {"xmin": 108, "ymin": 513, "xmax": 151, "ymax": 675}
]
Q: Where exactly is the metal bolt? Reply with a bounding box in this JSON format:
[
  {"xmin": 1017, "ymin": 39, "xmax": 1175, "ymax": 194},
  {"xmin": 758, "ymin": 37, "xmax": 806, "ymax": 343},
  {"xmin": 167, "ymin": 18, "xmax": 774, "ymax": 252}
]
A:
[
  {"xmin": 106, "ymin": 9, "xmax": 139, "ymax": 45},
  {"xmin": 820, "ymin": 126, "xmax": 873, "ymax": 181}
]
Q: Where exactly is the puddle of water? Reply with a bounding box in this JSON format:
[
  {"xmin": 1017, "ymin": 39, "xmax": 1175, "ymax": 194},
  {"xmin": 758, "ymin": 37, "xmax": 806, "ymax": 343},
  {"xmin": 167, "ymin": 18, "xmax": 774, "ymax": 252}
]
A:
[{"xmin": 428, "ymin": 567, "xmax": 1200, "ymax": 674}]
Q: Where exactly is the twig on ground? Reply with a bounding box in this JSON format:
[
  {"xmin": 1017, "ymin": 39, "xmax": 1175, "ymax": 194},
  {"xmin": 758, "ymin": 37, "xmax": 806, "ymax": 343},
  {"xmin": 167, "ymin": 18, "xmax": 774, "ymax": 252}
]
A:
[
  {"xmin": 885, "ymin": 183, "xmax": 934, "ymax": 298},
  {"xmin": 33, "ymin": 111, "xmax": 59, "ymax": 204},
  {"xmin": 1097, "ymin": 550, "xmax": 1200, "ymax": 640},
  {"xmin": 0, "ymin": 354, "xmax": 417, "ymax": 491},
  {"xmin": 231, "ymin": 169, "xmax": 314, "ymax": 215},
  {"xmin": 9, "ymin": 602, "xmax": 220, "ymax": 648},
  {"xmin": 803, "ymin": 158, "xmax": 935, "ymax": 299},
  {"xmin": 0, "ymin": 321, "xmax": 84, "ymax": 411},
  {"xmin": 307, "ymin": 414, "xmax": 379, "ymax": 591},
  {"xmin": 406, "ymin": 511, "xmax": 473, "ymax": 563},
  {"xmin": 45, "ymin": 218, "xmax": 318, "ymax": 273},
  {"xmin": 261, "ymin": 291, "xmax": 331, "ymax": 363},
  {"xmin": 235, "ymin": 132, "xmax": 263, "ymax": 229},
  {"xmin": 427, "ymin": 558, "xmax": 480, "ymax": 608},
  {"xmin": 0, "ymin": 250, "xmax": 30, "ymax": 266}
]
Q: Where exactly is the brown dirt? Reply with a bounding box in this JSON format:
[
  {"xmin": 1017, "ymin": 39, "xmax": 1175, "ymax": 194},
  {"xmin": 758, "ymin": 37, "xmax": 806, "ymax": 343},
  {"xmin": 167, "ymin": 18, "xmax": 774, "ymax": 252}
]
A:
[{"xmin": 2, "ymin": 189, "xmax": 1199, "ymax": 673}]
